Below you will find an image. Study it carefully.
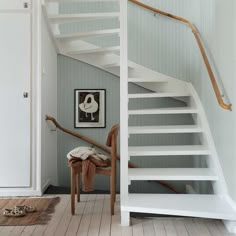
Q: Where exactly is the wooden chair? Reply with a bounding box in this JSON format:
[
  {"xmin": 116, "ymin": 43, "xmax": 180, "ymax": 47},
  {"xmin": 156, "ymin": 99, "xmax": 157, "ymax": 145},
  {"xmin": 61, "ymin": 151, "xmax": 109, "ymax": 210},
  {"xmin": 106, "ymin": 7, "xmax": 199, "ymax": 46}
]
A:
[{"xmin": 70, "ymin": 124, "xmax": 119, "ymax": 215}]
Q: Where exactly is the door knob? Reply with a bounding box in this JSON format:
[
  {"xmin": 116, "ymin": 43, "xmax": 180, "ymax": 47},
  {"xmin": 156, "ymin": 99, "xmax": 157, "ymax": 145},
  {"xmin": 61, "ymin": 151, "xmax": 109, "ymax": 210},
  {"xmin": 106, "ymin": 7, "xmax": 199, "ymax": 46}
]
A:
[{"xmin": 23, "ymin": 92, "xmax": 29, "ymax": 98}]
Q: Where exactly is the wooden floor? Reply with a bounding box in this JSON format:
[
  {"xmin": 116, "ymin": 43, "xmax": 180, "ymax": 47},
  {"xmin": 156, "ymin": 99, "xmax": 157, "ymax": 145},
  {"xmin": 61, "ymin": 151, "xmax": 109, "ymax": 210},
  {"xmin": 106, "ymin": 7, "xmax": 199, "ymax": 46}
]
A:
[{"xmin": 0, "ymin": 194, "xmax": 234, "ymax": 236}]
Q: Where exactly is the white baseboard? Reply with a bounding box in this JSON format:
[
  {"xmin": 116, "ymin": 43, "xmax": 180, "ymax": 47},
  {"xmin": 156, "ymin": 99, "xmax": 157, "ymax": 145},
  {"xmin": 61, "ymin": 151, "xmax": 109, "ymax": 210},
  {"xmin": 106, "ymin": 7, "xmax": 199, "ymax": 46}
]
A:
[
  {"xmin": 0, "ymin": 189, "xmax": 42, "ymax": 197},
  {"xmin": 42, "ymin": 179, "xmax": 51, "ymax": 193}
]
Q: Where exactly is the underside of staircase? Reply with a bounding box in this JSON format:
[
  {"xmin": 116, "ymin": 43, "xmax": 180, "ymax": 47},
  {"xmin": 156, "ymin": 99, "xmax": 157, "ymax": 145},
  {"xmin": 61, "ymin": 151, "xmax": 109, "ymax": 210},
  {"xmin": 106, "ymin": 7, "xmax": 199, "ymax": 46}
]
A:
[{"xmin": 43, "ymin": 0, "xmax": 236, "ymax": 228}]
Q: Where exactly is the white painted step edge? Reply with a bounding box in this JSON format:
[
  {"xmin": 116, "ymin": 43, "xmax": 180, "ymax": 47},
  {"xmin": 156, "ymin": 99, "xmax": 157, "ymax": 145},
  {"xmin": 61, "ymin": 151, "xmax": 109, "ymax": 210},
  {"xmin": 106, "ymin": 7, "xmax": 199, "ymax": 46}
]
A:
[
  {"xmin": 48, "ymin": 13, "xmax": 120, "ymax": 24},
  {"xmin": 128, "ymin": 168, "xmax": 218, "ymax": 181},
  {"xmin": 47, "ymin": 0, "xmax": 118, "ymax": 2},
  {"xmin": 55, "ymin": 29, "xmax": 120, "ymax": 40},
  {"xmin": 128, "ymin": 107, "xmax": 198, "ymax": 115},
  {"xmin": 128, "ymin": 92, "xmax": 190, "ymax": 98},
  {"xmin": 128, "ymin": 145, "xmax": 211, "ymax": 156},
  {"xmin": 128, "ymin": 125, "xmax": 202, "ymax": 134},
  {"xmin": 67, "ymin": 46, "xmax": 120, "ymax": 55},
  {"xmin": 121, "ymin": 194, "xmax": 236, "ymax": 220},
  {"xmin": 128, "ymin": 78, "xmax": 169, "ymax": 83}
]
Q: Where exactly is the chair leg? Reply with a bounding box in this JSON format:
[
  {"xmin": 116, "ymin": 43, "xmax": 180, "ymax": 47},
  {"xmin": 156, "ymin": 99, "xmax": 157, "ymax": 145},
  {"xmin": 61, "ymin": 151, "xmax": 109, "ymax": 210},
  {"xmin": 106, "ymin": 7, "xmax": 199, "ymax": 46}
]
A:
[
  {"xmin": 113, "ymin": 169, "xmax": 116, "ymax": 203},
  {"xmin": 77, "ymin": 170, "xmax": 80, "ymax": 202},
  {"xmin": 110, "ymin": 176, "xmax": 114, "ymax": 215},
  {"xmin": 71, "ymin": 167, "xmax": 76, "ymax": 215}
]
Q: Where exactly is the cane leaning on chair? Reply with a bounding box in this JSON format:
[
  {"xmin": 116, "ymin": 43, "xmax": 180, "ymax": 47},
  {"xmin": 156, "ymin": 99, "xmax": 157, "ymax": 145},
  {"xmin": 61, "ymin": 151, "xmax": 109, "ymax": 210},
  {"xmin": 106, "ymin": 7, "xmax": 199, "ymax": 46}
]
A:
[{"xmin": 69, "ymin": 124, "xmax": 119, "ymax": 215}]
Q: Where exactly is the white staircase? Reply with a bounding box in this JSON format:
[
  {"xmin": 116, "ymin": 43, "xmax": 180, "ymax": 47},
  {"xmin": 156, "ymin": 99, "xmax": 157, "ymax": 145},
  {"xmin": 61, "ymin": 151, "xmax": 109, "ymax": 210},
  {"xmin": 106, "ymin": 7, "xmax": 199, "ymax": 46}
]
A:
[{"xmin": 42, "ymin": 0, "xmax": 236, "ymax": 228}]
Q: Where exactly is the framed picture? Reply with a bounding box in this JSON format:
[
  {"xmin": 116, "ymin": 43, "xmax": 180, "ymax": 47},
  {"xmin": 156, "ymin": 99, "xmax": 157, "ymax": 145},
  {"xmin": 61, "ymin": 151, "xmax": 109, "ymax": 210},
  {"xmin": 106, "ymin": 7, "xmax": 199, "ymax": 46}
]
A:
[{"xmin": 74, "ymin": 89, "xmax": 106, "ymax": 128}]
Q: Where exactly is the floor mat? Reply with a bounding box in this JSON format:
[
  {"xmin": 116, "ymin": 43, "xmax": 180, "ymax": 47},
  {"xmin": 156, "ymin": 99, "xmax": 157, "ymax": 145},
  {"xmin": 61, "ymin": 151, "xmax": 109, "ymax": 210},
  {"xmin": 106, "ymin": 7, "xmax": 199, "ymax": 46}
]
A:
[{"xmin": 0, "ymin": 197, "xmax": 60, "ymax": 226}]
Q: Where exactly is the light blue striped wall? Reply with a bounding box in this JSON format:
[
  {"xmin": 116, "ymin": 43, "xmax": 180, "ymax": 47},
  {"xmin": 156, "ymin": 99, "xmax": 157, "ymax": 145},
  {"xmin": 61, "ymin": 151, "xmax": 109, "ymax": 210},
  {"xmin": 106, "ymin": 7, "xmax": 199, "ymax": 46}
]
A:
[
  {"xmin": 58, "ymin": 55, "xmax": 197, "ymax": 193},
  {"xmin": 56, "ymin": 1, "xmax": 229, "ymax": 194}
]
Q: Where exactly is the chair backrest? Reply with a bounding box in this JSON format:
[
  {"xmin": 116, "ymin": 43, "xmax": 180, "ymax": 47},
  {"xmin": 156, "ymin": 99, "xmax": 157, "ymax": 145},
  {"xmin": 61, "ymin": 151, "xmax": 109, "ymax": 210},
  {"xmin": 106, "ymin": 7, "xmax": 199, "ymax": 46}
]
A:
[
  {"xmin": 106, "ymin": 124, "xmax": 119, "ymax": 147},
  {"xmin": 106, "ymin": 124, "xmax": 119, "ymax": 166}
]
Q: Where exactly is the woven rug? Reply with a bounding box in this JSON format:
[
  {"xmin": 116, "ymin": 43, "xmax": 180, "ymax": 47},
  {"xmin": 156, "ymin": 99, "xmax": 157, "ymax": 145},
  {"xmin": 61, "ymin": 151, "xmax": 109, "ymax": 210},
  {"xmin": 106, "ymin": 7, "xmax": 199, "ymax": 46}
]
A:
[{"xmin": 0, "ymin": 197, "xmax": 60, "ymax": 226}]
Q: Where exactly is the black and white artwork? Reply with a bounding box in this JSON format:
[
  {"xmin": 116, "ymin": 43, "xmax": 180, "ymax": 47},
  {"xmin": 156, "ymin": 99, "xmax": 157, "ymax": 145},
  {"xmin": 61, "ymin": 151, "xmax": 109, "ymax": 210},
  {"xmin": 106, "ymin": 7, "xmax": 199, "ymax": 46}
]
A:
[{"xmin": 74, "ymin": 89, "xmax": 106, "ymax": 128}]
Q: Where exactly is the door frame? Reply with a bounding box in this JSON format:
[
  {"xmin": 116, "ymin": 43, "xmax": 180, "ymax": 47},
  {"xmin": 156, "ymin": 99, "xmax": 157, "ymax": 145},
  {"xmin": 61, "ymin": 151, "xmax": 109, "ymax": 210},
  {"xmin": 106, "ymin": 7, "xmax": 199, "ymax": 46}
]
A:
[{"xmin": 0, "ymin": 0, "xmax": 42, "ymax": 196}]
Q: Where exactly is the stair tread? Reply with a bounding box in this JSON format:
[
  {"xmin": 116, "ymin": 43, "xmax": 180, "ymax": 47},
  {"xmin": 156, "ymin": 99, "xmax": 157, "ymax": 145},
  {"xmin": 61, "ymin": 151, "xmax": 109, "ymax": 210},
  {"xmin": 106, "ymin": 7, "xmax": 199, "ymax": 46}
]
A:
[
  {"xmin": 128, "ymin": 145, "xmax": 211, "ymax": 156},
  {"xmin": 128, "ymin": 92, "xmax": 190, "ymax": 98},
  {"xmin": 47, "ymin": 0, "xmax": 118, "ymax": 2},
  {"xmin": 128, "ymin": 78, "xmax": 168, "ymax": 83},
  {"xmin": 121, "ymin": 194, "xmax": 236, "ymax": 220},
  {"xmin": 128, "ymin": 168, "xmax": 218, "ymax": 180},
  {"xmin": 67, "ymin": 46, "xmax": 120, "ymax": 55},
  {"xmin": 128, "ymin": 107, "xmax": 198, "ymax": 115},
  {"xmin": 128, "ymin": 125, "xmax": 202, "ymax": 134},
  {"xmin": 55, "ymin": 29, "xmax": 120, "ymax": 40},
  {"xmin": 49, "ymin": 12, "xmax": 120, "ymax": 22}
]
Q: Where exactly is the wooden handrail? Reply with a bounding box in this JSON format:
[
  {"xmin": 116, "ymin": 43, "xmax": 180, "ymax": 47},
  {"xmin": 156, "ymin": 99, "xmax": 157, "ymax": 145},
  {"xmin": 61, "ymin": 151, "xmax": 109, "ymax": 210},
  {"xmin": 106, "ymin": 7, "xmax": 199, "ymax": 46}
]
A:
[
  {"xmin": 129, "ymin": 0, "xmax": 232, "ymax": 111},
  {"xmin": 46, "ymin": 115, "xmax": 179, "ymax": 193},
  {"xmin": 46, "ymin": 115, "xmax": 111, "ymax": 154}
]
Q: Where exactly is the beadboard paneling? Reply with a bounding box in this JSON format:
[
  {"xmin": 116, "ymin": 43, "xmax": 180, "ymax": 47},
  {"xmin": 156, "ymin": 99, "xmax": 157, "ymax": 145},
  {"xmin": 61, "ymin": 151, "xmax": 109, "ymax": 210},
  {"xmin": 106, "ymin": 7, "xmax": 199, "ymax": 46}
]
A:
[{"xmin": 57, "ymin": 55, "xmax": 196, "ymax": 193}]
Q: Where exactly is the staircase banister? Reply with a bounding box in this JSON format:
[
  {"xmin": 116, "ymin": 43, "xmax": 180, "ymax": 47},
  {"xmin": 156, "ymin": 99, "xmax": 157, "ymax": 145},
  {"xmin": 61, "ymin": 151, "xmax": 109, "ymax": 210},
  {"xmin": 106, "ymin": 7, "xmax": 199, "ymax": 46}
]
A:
[
  {"xmin": 45, "ymin": 115, "xmax": 111, "ymax": 154},
  {"xmin": 45, "ymin": 115, "xmax": 179, "ymax": 193},
  {"xmin": 129, "ymin": 0, "xmax": 232, "ymax": 111}
]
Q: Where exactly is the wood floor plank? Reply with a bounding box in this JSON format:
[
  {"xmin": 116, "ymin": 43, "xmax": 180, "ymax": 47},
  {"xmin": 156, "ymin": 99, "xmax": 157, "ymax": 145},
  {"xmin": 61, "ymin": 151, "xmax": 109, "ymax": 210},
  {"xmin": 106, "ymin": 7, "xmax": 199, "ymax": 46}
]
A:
[
  {"xmin": 111, "ymin": 214, "xmax": 133, "ymax": 236},
  {"xmin": 54, "ymin": 194, "xmax": 76, "ymax": 236},
  {"xmin": 32, "ymin": 195, "xmax": 69, "ymax": 236},
  {"xmin": 43, "ymin": 194, "xmax": 70, "ymax": 236},
  {"xmin": 99, "ymin": 197, "xmax": 112, "ymax": 236},
  {"xmin": 88, "ymin": 195, "xmax": 105, "ymax": 236},
  {"xmin": 153, "ymin": 219, "xmax": 166, "ymax": 236},
  {"xmin": 121, "ymin": 225, "xmax": 133, "ymax": 236},
  {"xmin": 204, "ymin": 219, "xmax": 224, "ymax": 236},
  {"xmin": 172, "ymin": 219, "xmax": 189, "ymax": 236},
  {"xmin": 143, "ymin": 220, "xmax": 155, "ymax": 236},
  {"xmin": 76, "ymin": 194, "xmax": 97, "ymax": 236},
  {"xmin": 214, "ymin": 220, "xmax": 234, "ymax": 236},
  {"xmin": 184, "ymin": 218, "xmax": 200, "ymax": 236},
  {"xmin": 0, "ymin": 195, "xmax": 231, "ymax": 236},
  {"xmin": 65, "ymin": 194, "xmax": 88, "ymax": 236},
  {"xmin": 132, "ymin": 218, "xmax": 144, "ymax": 236},
  {"xmin": 192, "ymin": 218, "xmax": 211, "ymax": 236},
  {"xmin": 163, "ymin": 219, "xmax": 178, "ymax": 236},
  {"xmin": 0, "ymin": 226, "xmax": 15, "ymax": 236},
  {"xmin": 10, "ymin": 225, "xmax": 25, "ymax": 235},
  {"xmin": 110, "ymin": 214, "xmax": 122, "ymax": 236},
  {"xmin": 20, "ymin": 225, "xmax": 37, "ymax": 236}
]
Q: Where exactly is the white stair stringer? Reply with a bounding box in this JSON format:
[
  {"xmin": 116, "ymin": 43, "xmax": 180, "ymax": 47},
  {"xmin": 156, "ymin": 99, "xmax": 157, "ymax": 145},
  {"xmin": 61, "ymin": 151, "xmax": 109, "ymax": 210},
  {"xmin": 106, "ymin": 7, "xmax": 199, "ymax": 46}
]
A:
[
  {"xmin": 122, "ymin": 194, "xmax": 236, "ymax": 220},
  {"xmin": 121, "ymin": 82, "xmax": 236, "ymax": 226}
]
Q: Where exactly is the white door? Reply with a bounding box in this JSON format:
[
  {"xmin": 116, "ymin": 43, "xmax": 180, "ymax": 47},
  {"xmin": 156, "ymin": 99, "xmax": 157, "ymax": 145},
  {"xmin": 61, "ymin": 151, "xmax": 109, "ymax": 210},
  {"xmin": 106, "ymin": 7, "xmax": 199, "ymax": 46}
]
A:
[{"xmin": 0, "ymin": 13, "xmax": 31, "ymax": 187}]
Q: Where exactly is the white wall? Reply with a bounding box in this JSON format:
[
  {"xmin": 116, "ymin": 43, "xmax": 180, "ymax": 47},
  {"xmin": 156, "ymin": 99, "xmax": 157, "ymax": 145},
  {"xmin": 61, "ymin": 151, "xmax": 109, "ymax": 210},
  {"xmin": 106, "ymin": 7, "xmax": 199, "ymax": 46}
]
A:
[
  {"xmin": 192, "ymin": 0, "xmax": 236, "ymax": 201},
  {"xmin": 41, "ymin": 16, "xmax": 58, "ymax": 192}
]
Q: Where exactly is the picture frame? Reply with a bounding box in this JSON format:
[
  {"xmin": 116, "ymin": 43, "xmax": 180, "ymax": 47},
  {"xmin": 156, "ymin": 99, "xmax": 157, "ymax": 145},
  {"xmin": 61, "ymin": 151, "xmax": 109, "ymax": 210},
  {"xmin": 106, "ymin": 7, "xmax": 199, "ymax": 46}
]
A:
[{"xmin": 74, "ymin": 89, "xmax": 106, "ymax": 128}]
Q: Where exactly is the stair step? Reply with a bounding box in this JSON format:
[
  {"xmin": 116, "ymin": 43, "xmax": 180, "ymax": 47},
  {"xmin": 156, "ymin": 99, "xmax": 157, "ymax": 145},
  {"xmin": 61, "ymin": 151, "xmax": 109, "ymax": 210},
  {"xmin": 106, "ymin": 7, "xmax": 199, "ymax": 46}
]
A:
[
  {"xmin": 102, "ymin": 62, "xmax": 133, "ymax": 69},
  {"xmin": 103, "ymin": 62, "xmax": 120, "ymax": 69},
  {"xmin": 49, "ymin": 13, "xmax": 120, "ymax": 24},
  {"xmin": 128, "ymin": 78, "xmax": 168, "ymax": 83},
  {"xmin": 121, "ymin": 194, "xmax": 236, "ymax": 220},
  {"xmin": 128, "ymin": 145, "xmax": 211, "ymax": 156},
  {"xmin": 67, "ymin": 46, "xmax": 120, "ymax": 55},
  {"xmin": 128, "ymin": 125, "xmax": 202, "ymax": 134},
  {"xmin": 128, "ymin": 92, "xmax": 190, "ymax": 99},
  {"xmin": 128, "ymin": 168, "xmax": 218, "ymax": 181},
  {"xmin": 128, "ymin": 107, "xmax": 198, "ymax": 115},
  {"xmin": 55, "ymin": 29, "xmax": 120, "ymax": 40},
  {"xmin": 47, "ymin": 0, "xmax": 118, "ymax": 2}
]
